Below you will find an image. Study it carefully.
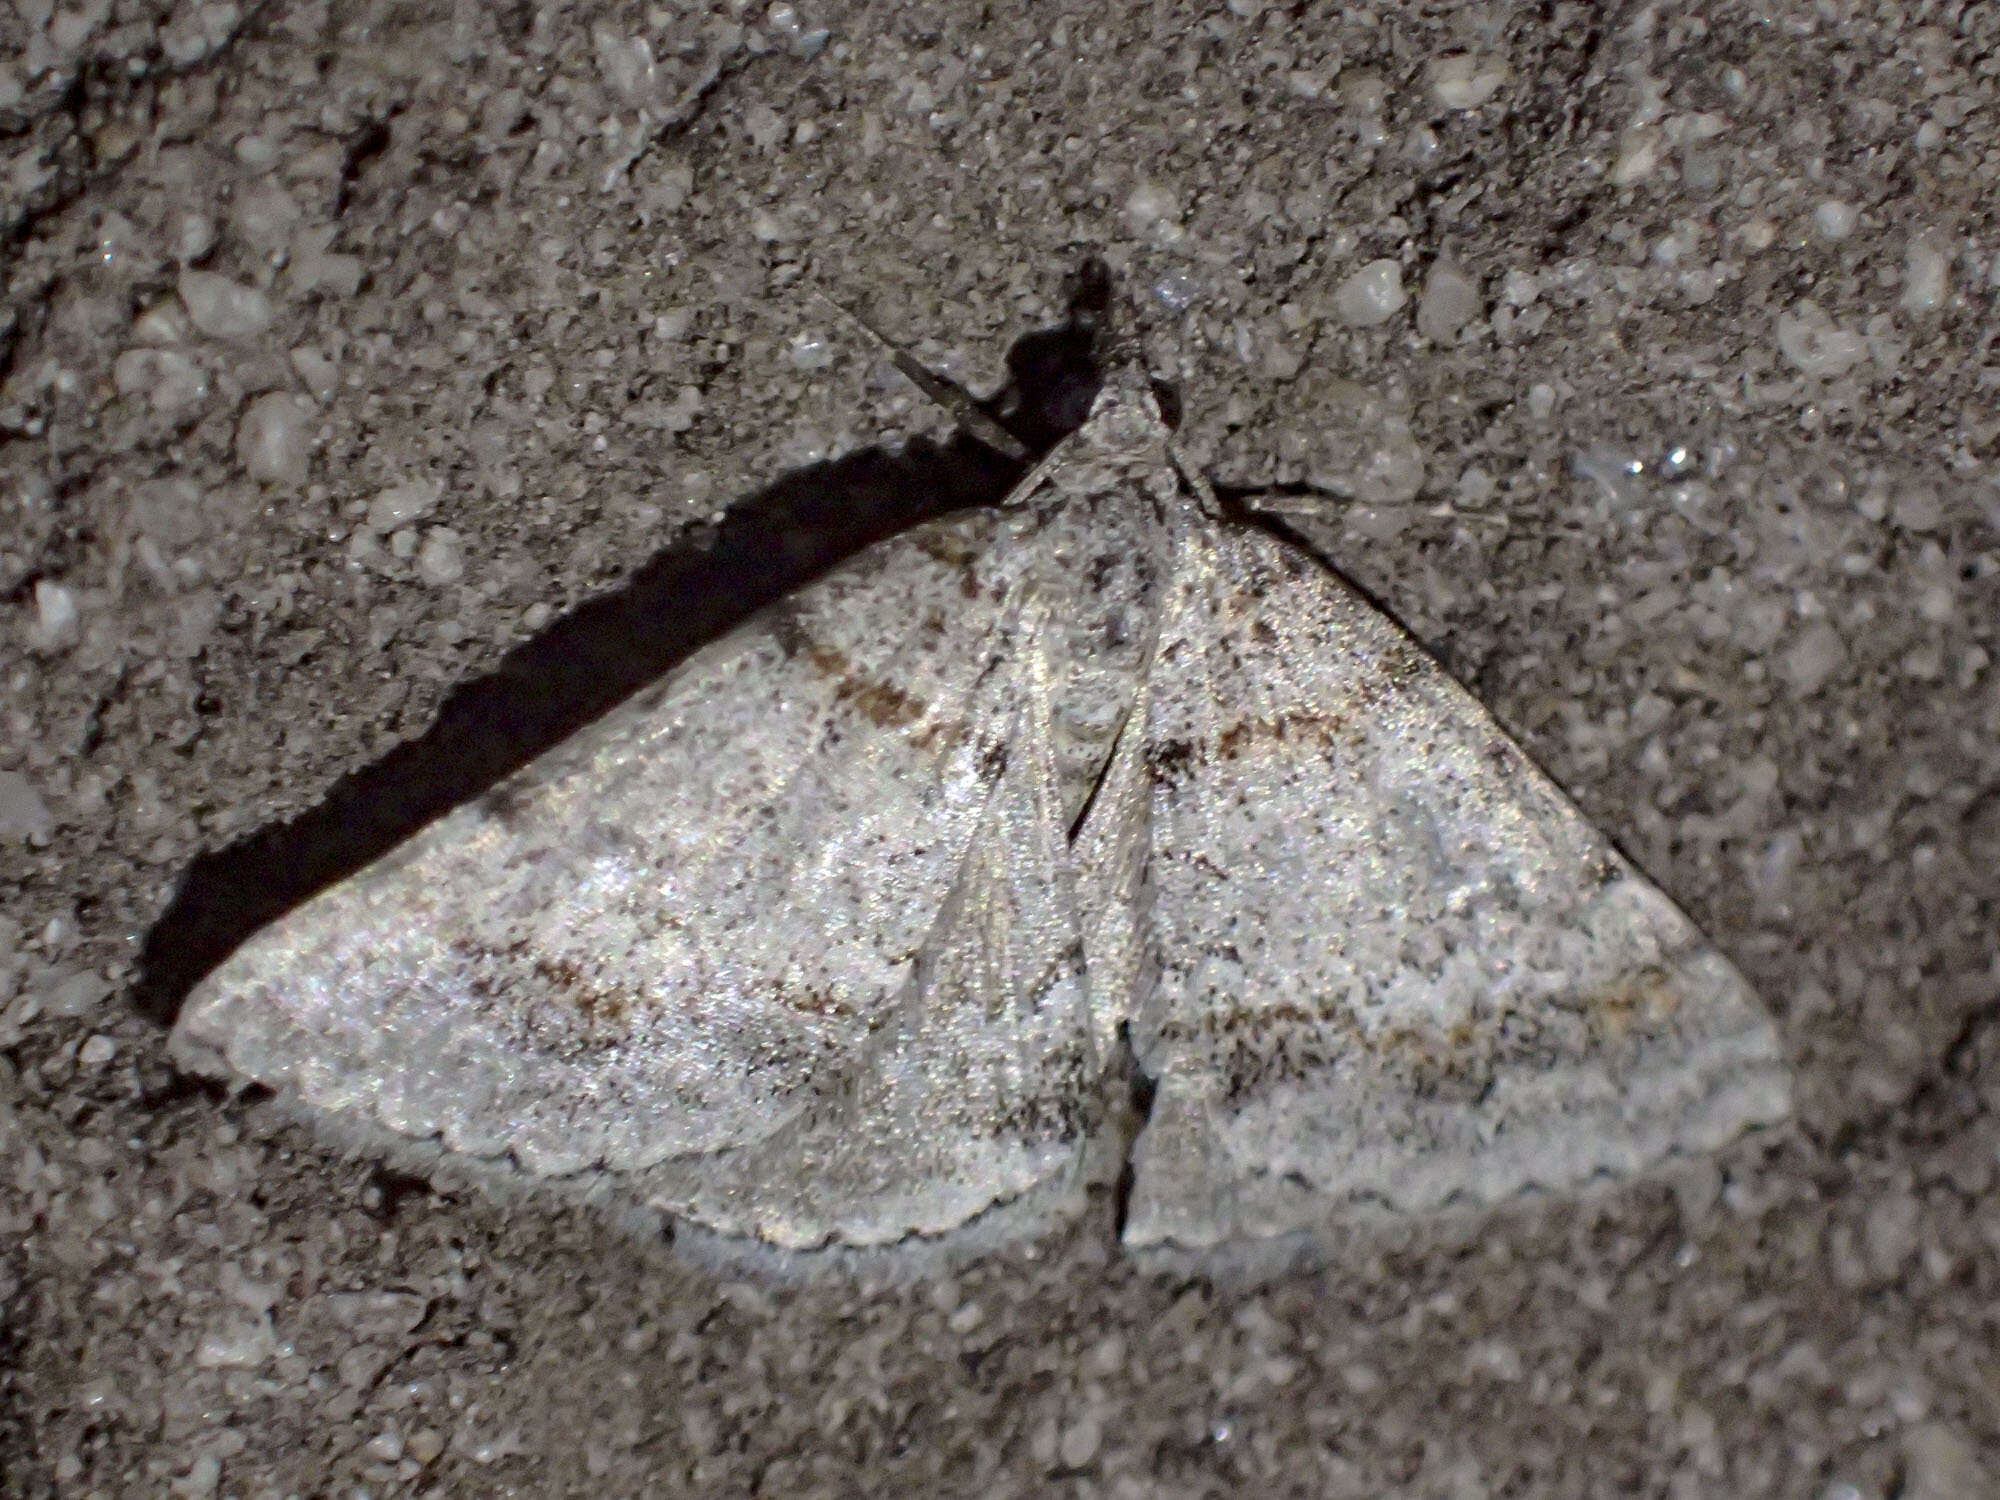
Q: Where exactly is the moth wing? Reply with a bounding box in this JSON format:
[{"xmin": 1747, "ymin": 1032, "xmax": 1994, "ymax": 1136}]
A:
[
  {"xmin": 170, "ymin": 506, "xmax": 1090, "ymax": 1240},
  {"xmin": 1068, "ymin": 667, "xmax": 1156, "ymax": 1059},
  {"xmin": 1122, "ymin": 510, "xmax": 1791, "ymax": 1250},
  {"xmin": 646, "ymin": 623, "xmax": 1102, "ymax": 1248}
]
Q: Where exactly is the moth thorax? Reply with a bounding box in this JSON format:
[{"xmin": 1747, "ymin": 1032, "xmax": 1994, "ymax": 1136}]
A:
[{"xmin": 1048, "ymin": 660, "xmax": 1146, "ymax": 826}]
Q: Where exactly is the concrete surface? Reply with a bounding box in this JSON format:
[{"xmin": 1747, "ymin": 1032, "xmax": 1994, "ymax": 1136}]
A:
[{"xmin": 3, "ymin": 1, "xmax": 1998, "ymax": 1495}]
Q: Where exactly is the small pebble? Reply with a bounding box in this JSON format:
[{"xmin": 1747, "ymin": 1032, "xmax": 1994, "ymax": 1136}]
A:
[
  {"xmin": 178, "ymin": 269, "xmax": 275, "ymax": 339},
  {"xmin": 232, "ymin": 182, "xmax": 298, "ymax": 251},
  {"xmin": 1416, "ymin": 259, "xmax": 1481, "ymax": 342},
  {"xmin": 289, "ymin": 345, "xmax": 339, "ymax": 401},
  {"xmin": 233, "ymin": 132, "xmax": 280, "ymax": 171},
  {"xmin": 406, "ymin": 1429, "xmax": 446, "ymax": 1466},
  {"xmin": 113, "ymin": 348, "xmax": 209, "ymax": 414},
  {"xmin": 1123, "ymin": 181, "xmax": 1183, "ymax": 241},
  {"xmin": 1780, "ymin": 622, "xmax": 1847, "ymax": 696},
  {"xmin": 788, "ymin": 336, "xmax": 833, "ymax": 372},
  {"xmin": 1499, "ymin": 269, "xmax": 1540, "ymax": 306},
  {"xmin": 77, "ymin": 1034, "xmax": 116, "ymax": 1067},
  {"xmin": 368, "ymin": 480, "xmax": 441, "ymax": 532},
  {"xmin": 236, "ymin": 393, "xmax": 313, "ymax": 488},
  {"xmin": 132, "ymin": 300, "xmax": 188, "ymax": 343},
  {"xmin": 595, "ymin": 28, "xmax": 658, "ymax": 102},
  {"xmin": 338, "ymin": 1344, "xmax": 395, "ymax": 1390},
  {"xmin": 1915, "ymin": 581, "xmax": 1956, "ymax": 624},
  {"xmin": 1892, "ymin": 485, "xmax": 1944, "ymax": 532},
  {"xmin": 1901, "ymin": 236, "xmax": 1949, "ymax": 313},
  {"xmin": 195, "ymin": 1318, "xmax": 273, "ymax": 1369},
  {"xmin": 29, "ymin": 580, "xmax": 79, "ymax": 651},
  {"xmin": 287, "ymin": 227, "xmax": 364, "ymax": 299},
  {"xmin": 1865, "ymin": 314, "xmax": 1907, "ymax": 374},
  {"xmin": 129, "ymin": 477, "xmax": 214, "ymax": 548},
  {"xmin": 1466, "ymin": 1339, "xmax": 1525, "ymax": 1382},
  {"xmin": 219, "ymin": 1261, "xmax": 282, "ymax": 1314},
  {"xmin": 364, "ymin": 1429, "xmax": 404, "ymax": 1463},
  {"xmin": 1775, "ymin": 300, "xmax": 1866, "ymax": 378},
  {"xmin": 417, "ymin": 528, "xmax": 466, "ymax": 586},
  {"xmin": 743, "ymin": 102, "xmax": 787, "ymax": 150},
  {"xmin": 1812, "ymin": 200, "xmax": 1858, "ymax": 240},
  {"xmin": 169, "ymin": 211, "xmax": 215, "ymax": 263},
  {"xmin": 46, "ymin": 971, "xmax": 111, "ymax": 1017},
  {"xmin": 175, "ymin": 1454, "xmax": 221, "ymax": 1500},
  {"xmin": 1057, "ymin": 1410, "xmax": 1102, "ymax": 1469},
  {"xmin": 1428, "ymin": 53, "xmax": 1509, "ymax": 111},
  {"xmin": 0, "ymin": 771, "xmax": 53, "ymax": 843},
  {"xmin": 1610, "ymin": 132, "xmax": 1660, "ymax": 186},
  {"xmin": 1455, "ymin": 465, "xmax": 1495, "ymax": 504},
  {"xmin": 1901, "ymin": 1423, "xmax": 1987, "ymax": 1500},
  {"xmin": 1863, "ymin": 1191, "xmax": 1920, "ymax": 1278},
  {"xmin": 1333, "ymin": 259, "xmax": 1407, "ymax": 327}
]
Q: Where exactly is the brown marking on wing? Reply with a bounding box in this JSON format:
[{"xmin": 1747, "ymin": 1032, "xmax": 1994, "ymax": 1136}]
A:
[
  {"xmin": 477, "ymin": 782, "xmax": 538, "ymax": 829},
  {"xmin": 988, "ymin": 1036, "xmax": 1100, "ymax": 1143},
  {"xmin": 909, "ymin": 528, "xmax": 989, "ymax": 599},
  {"xmin": 760, "ymin": 978, "xmax": 860, "ymax": 1024},
  {"xmin": 1211, "ymin": 710, "xmax": 1355, "ymax": 761},
  {"xmin": 446, "ymin": 937, "xmax": 642, "ymax": 1061},
  {"xmin": 1577, "ymin": 966, "xmax": 1683, "ymax": 1040},
  {"xmin": 1163, "ymin": 962, "xmax": 1693, "ymax": 1107},
  {"xmin": 529, "ymin": 953, "xmax": 633, "ymax": 1030},
  {"xmin": 913, "ymin": 528, "xmax": 980, "ymax": 570},
  {"xmin": 909, "ymin": 717, "xmax": 970, "ymax": 756},
  {"xmin": 794, "ymin": 638, "xmax": 930, "ymax": 730},
  {"xmin": 1146, "ymin": 737, "xmax": 1197, "ymax": 784}
]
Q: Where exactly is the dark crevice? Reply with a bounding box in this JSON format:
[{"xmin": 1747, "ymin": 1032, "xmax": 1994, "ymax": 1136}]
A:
[
  {"xmin": 1940, "ymin": 986, "xmax": 2000, "ymax": 1075},
  {"xmin": 1065, "ymin": 707, "xmax": 1130, "ymax": 845},
  {"xmin": 134, "ymin": 282, "xmax": 1110, "ymax": 1027},
  {"xmin": 331, "ymin": 111, "xmax": 397, "ymax": 219},
  {"xmin": 1111, "ymin": 1020, "xmax": 1160, "ymax": 1242},
  {"xmin": 991, "ymin": 256, "xmax": 1115, "ymax": 450},
  {"xmin": 359, "ymin": 1166, "xmax": 441, "ymax": 1223},
  {"xmin": 133, "ymin": 1069, "xmax": 236, "ymax": 1113},
  {"xmin": 0, "ymin": 1245, "xmax": 28, "ymax": 1477}
]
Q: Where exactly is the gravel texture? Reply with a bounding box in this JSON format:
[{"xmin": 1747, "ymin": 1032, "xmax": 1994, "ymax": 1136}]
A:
[{"xmin": 4, "ymin": 1, "xmax": 2000, "ymax": 1496}]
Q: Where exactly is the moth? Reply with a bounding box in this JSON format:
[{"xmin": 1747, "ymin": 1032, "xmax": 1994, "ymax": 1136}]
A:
[{"xmin": 169, "ymin": 312, "xmax": 1791, "ymax": 1262}]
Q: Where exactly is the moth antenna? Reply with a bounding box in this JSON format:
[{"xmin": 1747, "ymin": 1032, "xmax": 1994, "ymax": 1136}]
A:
[{"xmin": 810, "ymin": 290, "xmax": 1031, "ymax": 461}]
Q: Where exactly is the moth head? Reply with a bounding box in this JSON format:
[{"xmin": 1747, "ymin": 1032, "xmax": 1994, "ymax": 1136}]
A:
[
  {"xmin": 1071, "ymin": 260, "xmax": 1183, "ymax": 446},
  {"xmin": 1077, "ymin": 369, "xmax": 1177, "ymax": 456}
]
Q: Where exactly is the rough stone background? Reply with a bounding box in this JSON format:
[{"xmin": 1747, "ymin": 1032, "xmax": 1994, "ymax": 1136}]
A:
[{"xmin": 4, "ymin": 0, "xmax": 1999, "ymax": 1495}]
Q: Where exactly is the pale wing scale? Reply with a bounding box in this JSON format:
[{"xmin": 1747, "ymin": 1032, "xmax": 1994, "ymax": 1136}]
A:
[
  {"xmin": 1121, "ymin": 507, "xmax": 1791, "ymax": 1250},
  {"xmin": 640, "ymin": 618, "xmax": 1102, "ymax": 1248},
  {"xmin": 173, "ymin": 505, "xmax": 1076, "ymax": 1189},
  {"xmin": 1068, "ymin": 668, "xmax": 1156, "ymax": 1061}
]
